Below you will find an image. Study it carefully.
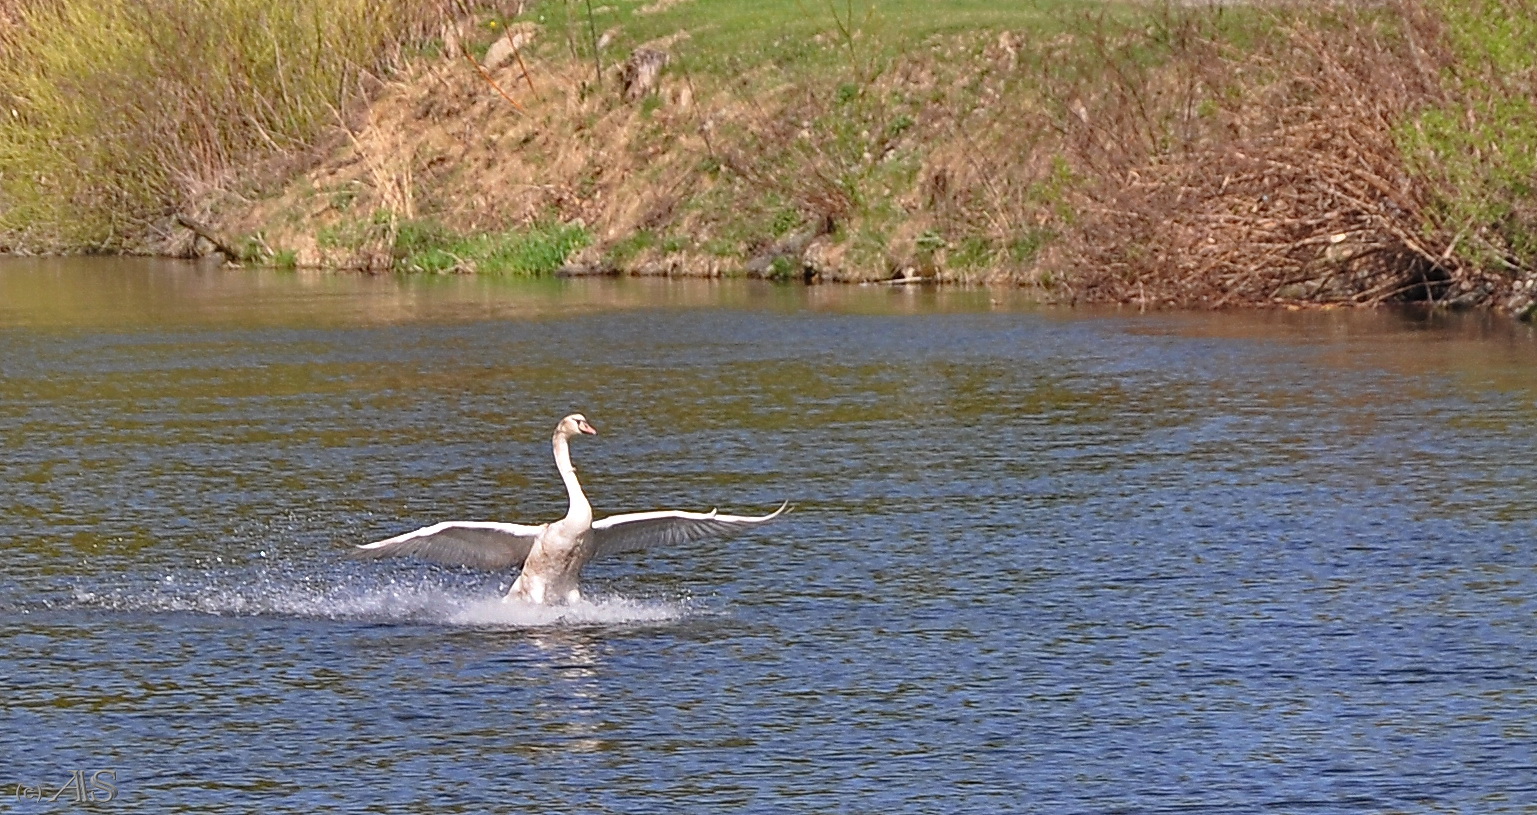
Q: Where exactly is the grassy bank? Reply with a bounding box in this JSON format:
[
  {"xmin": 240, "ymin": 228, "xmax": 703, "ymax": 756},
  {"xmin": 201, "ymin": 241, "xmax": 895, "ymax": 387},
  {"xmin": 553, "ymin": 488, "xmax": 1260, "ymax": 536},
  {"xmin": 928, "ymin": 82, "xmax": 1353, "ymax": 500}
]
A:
[{"xmin": 2, "ymin": 0, "xmax": 1535, "ymax": 311}]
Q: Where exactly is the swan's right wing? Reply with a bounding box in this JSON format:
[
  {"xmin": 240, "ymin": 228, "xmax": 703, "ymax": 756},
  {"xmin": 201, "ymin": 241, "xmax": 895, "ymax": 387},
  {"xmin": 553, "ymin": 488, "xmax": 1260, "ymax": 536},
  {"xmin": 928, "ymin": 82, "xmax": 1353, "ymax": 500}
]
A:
[
  {"xmin": 353, "ymin": 521, "xmax": 544, "ymax": 570},
  {"xmin": 591, "ymin": 502, "xmax": 789, "ymax": 558}
]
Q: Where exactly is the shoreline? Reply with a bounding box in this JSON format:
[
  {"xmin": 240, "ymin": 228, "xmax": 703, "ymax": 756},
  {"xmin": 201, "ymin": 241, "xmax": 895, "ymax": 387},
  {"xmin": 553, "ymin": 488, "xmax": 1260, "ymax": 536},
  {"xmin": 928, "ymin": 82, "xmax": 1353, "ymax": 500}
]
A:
[{"xmin": 3, "ymin": 0, "xmax": 1534, "ymax": 314}]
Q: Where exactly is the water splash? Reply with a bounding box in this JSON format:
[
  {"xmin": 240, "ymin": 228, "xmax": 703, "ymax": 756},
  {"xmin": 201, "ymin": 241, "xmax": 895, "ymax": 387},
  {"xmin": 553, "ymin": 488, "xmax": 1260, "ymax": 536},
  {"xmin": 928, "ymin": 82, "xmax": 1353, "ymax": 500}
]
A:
[
  {"xmin": 60, "ymin": 568, "xmax": 691, "ymax": 629},
  {"xmin": 448, "ymin": 593, "xmax": 689, "ymax": 627}
]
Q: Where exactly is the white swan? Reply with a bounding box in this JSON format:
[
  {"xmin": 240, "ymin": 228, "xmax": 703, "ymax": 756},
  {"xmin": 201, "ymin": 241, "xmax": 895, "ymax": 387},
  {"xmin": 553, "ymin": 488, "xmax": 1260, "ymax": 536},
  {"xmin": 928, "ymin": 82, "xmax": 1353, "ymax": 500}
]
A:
[{"xmin": 355, "ymin": 413, "xmax": 788, "ymax": 604}]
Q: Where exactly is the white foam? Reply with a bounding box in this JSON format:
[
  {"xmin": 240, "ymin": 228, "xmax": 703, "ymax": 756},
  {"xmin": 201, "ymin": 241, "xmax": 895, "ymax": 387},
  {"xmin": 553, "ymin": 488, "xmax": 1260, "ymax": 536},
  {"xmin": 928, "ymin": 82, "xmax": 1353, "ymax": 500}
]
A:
[
  {"xmin": 448, "ymin": 594, "xmax": 687, "ymax": 627},
  {"xmin": 65, "ymin": 571, "xmax": 690, "ymax": 629}
]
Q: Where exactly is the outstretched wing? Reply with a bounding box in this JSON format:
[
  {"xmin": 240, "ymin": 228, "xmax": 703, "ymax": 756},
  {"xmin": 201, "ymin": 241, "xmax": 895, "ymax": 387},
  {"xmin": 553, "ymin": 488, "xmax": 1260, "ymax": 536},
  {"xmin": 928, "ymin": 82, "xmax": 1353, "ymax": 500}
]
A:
[
  {"xmin": 590, "ymin": 501, "xmax": 789, "ymax": 558},
  {"xmin": 353, "ymin": 521, "xmax": 544, "ymax": 570}
]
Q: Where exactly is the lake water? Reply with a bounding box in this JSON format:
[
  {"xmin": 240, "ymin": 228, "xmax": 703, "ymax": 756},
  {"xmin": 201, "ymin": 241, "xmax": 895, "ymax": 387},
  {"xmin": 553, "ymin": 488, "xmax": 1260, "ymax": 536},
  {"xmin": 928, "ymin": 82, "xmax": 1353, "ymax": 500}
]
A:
[{"xmin": 2, "ymin": 258, "xmax": 1535, "ymax": 813}]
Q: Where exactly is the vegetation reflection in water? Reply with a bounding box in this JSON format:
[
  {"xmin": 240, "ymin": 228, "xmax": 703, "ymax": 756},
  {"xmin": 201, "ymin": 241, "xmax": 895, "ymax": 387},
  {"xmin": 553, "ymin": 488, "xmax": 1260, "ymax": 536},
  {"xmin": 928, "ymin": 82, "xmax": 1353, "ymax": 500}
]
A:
[{"xmin": 1, "ymin": 258, "xmax": 1535, "ymax": 812}]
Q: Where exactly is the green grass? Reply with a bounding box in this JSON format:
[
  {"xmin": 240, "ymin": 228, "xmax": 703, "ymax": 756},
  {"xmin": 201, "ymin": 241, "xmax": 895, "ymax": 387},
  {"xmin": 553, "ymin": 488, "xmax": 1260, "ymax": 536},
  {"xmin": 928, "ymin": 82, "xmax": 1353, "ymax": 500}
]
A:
[
  {"xmin": 1398, "ymin": 0, "xmax": 1537, "ymax": 270},
  {"xmin": 529, "ymin": 0, "xmax": 1115, "ymax": 84},
  {"xmin": 392, "ymin": 219, "xmax": 592, "ymax": 275},
  {"xmin": 608, "ymin": 230, "xmax": 661, "ymax": 265}
]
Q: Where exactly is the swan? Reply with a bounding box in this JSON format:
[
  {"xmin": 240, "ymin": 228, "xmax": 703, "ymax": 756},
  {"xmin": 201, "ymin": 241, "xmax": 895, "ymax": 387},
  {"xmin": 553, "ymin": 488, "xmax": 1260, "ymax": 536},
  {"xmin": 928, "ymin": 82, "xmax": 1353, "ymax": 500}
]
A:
[{"xmin": 354, "ymin": 413, "xmax": 788, "ymax": 604}]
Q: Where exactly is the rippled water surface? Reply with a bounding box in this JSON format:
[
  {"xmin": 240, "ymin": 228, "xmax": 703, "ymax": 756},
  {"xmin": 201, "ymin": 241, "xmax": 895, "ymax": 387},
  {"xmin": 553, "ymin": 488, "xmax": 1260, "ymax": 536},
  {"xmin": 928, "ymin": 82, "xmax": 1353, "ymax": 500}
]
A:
[{"xmin": 3, "ymin": 258, "xmax": 1535, "ymax": 812}]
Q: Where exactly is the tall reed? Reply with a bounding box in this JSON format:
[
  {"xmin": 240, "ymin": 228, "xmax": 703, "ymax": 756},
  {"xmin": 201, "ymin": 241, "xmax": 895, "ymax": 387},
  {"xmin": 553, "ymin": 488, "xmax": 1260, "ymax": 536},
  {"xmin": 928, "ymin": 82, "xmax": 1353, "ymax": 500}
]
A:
[{"xmin": 0, "ymin": 0, "xmax": 452, "ymax": 250}]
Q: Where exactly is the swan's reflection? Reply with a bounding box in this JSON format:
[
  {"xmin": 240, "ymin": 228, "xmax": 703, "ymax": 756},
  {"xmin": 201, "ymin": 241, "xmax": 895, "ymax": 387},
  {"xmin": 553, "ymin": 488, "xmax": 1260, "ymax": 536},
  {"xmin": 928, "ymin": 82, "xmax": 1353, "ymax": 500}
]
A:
[{"xmin": 517, "ymin": 629, "xmax": 610, "ymax": 755}]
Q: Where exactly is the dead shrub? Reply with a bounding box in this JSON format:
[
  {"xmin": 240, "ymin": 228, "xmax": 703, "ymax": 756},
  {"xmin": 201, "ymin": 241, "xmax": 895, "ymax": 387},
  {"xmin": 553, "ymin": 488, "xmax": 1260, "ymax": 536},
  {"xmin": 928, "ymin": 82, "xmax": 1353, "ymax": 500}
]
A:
[{"xmin": 1053, "ymin": 1, "xmax": 1524, "ymax": 308}]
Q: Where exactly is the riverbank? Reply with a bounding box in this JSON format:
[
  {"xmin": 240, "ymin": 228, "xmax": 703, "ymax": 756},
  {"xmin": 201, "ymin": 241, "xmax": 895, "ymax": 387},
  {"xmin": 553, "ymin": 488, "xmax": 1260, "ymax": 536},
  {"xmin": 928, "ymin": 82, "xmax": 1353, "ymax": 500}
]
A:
[{"xmin": 2, "ymin": 0, "xmax": 1535, "ymax": 312}]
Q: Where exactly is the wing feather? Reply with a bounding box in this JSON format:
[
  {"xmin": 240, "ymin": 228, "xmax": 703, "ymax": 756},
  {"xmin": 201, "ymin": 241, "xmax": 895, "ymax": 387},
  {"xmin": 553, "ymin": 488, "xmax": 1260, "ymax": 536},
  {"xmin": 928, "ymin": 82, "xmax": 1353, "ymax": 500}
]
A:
[
  {"xmin": 353, "ymin": 521, "xmax": 544, "ymax": 570},
  {"xmin": 591, "ymin": 501, "xmax": 789, "ymax": 558}
]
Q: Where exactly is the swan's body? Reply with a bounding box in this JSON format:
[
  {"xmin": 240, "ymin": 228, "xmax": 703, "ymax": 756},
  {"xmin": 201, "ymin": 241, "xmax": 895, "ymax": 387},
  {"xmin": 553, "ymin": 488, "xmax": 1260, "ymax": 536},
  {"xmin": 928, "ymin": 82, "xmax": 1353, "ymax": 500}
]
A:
[{"xmin": 355, "ymin": 414, "xmax": 787, "ymax": 604}]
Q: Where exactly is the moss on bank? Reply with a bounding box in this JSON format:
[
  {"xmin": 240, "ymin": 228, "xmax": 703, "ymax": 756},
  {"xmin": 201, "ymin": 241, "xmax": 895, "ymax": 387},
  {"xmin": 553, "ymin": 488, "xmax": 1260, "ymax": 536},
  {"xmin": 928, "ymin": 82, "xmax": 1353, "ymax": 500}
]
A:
[{"xmin": 2, "ymin": 0, "xmax": 1535, "ymax": 310}]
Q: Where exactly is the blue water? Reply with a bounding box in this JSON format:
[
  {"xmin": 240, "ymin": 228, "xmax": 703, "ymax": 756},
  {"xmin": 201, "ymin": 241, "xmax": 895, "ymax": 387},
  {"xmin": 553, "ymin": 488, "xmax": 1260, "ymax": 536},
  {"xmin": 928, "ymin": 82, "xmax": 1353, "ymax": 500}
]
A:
[{"xmin": 2, "ymin": 260, "xmax": 1535, "ymax": 812}]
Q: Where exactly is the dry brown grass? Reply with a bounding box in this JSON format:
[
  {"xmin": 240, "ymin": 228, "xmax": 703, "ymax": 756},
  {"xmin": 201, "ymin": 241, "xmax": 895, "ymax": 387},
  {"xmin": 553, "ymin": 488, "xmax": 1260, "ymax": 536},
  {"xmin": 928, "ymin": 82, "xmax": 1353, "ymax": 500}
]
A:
[{"xmin": 230, "ymin": 33, "xmax": 726, "ymax": 271}]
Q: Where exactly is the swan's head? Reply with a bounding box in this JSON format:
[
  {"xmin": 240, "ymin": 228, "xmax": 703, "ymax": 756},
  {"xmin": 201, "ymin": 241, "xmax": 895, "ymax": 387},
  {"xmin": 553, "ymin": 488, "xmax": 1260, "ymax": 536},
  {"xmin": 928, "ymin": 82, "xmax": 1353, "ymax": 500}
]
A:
[{"xmin": 556, "ymin": 413, "xmax": 598, "ymax": 439}]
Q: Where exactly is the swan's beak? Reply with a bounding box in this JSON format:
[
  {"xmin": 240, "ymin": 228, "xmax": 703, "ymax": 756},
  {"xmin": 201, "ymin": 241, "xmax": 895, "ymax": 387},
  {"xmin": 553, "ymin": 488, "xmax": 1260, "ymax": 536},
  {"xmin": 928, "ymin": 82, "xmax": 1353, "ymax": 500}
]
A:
[{"xmin": 580, "ymin": 421, "xmax": 597, "ymax": 435}]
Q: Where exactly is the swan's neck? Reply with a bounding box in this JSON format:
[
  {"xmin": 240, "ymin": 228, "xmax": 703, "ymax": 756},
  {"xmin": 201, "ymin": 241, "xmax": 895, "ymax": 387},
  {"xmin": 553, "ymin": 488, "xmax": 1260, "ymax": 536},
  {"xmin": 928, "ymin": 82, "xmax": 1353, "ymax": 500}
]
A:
[{"xmin": 553, "ymin": 434, "xmax": 592, "ymax": 524}]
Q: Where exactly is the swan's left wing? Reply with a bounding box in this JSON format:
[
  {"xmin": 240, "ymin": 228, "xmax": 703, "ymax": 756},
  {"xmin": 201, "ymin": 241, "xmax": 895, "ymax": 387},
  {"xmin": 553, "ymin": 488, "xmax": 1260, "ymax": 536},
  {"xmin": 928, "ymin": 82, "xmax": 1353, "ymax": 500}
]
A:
[
  {"xmin": 353, "ymin": 521, "xmax": 544, "ymax": 570},
  {"xmin": 591, "ymin": 501, "xmax": 789, "ymax": 558}
]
